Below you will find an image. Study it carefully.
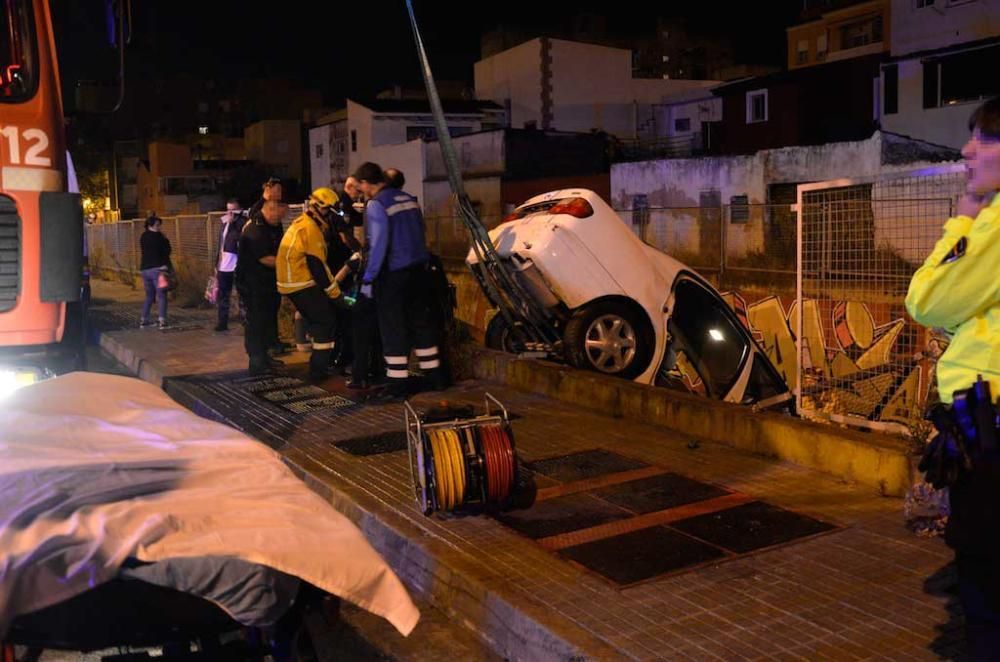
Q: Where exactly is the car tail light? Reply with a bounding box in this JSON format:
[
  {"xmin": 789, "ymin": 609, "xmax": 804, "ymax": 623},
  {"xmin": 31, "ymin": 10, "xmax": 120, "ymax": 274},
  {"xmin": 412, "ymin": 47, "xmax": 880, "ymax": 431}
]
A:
[
  {"xmin": 549, "ymin": 197, "xmax": 594, "ymax": 218},
  {"xmin": 502, "ymin": 211, "xmax": 522, "ymax": 223}
]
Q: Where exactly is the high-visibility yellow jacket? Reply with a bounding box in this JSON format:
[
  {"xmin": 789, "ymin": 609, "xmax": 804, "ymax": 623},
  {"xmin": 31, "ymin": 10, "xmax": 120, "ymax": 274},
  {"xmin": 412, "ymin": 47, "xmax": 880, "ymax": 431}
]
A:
[
  {"xmin": 906, "ymin": 193, "xmax": 1000, "ymax": 403},
  {"xmin": 276, "ymin": 212, "xmax": 341, "ymax": 298}
]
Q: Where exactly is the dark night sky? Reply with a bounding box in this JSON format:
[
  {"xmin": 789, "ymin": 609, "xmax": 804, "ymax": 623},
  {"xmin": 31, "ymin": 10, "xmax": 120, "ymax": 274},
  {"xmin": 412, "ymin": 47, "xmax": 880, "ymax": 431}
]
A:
[{"xmin": 52, "ymin": 1, "xmax": 802, "ymax": 110}]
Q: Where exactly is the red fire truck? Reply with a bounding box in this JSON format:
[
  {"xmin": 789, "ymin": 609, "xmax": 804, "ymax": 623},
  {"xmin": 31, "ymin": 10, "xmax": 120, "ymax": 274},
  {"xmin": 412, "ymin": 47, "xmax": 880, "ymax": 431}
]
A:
[{"xmin": 0, "ymin": 0, "xmax": 87, "ymax": 391}]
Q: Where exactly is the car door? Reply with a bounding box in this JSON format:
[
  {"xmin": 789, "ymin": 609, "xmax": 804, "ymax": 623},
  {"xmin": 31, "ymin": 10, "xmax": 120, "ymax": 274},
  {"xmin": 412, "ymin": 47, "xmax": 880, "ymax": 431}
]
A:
[{"xmin": 657, "ymin": 276, "xmax": 791, "ymax": 408}]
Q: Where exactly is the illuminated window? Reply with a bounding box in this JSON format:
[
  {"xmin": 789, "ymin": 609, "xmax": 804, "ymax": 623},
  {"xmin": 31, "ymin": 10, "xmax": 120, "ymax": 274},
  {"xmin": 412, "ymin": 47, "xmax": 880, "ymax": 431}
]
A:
[{"xmin": 198, "ymin": 126, "xmax": 208, "ymax": 135}]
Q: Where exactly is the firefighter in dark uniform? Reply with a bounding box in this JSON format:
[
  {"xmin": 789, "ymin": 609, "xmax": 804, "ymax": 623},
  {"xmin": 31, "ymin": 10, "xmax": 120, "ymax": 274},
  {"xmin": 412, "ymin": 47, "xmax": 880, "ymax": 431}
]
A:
[
  {"xmin": 354, "ymin": 162, "xmax": 446, "ymax": 399},
  {"xmin": 235, "ymin": 200, "xmax": 286, "ymax": 375},
  {"xmin": 906, "ymin": 96, "xmax": 1000, "ymax": 659},
  {"xmin": 277, "ymin": 188, "xmax": 343, "ymax": 382}
]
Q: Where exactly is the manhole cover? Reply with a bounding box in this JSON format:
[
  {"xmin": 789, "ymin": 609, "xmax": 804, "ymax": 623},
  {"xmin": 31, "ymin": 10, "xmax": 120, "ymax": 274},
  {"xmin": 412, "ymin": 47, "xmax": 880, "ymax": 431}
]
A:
[
  {"xmin": 494, "ymin": 448, "xmax": 841, "ymax": 584},
  {"xmin": 171, "ymin": 372, "xmax": 359, "ymax": 416},
  {"xmin": 494, "ymin": 493, "xmax": 632, "ymax": 539},
  {"xmin": 334, "ymin": 430, "xmax": 408, "ymax": 456},
  {"xmin": 670, "ymin": 500, "xmax": 836, "ymax": 554},
  {"xmin": 593, "ymin": 473, "xmax": 730, "ymax": 514},
  {"xmin": 559, "ymin": 525, "xmax": 725, "ymax": 586},
  {"xmin": 525, "ymin": 449, "xmax": 649, "ymax": 483}
]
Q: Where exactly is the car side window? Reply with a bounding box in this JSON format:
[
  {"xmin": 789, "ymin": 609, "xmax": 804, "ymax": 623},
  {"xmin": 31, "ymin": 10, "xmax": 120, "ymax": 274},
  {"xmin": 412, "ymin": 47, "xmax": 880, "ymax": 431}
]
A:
[{"xmin": 665, "ymin": 279, "xmax": 749, "ymax": 398}]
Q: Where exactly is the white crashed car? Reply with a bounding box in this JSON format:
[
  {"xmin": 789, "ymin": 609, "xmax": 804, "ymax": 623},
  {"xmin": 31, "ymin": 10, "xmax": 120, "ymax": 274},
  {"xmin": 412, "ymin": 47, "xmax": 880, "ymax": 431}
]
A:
[{"xmin": 467, "ymin": 188, "xmax": 791, "ymax": 407}]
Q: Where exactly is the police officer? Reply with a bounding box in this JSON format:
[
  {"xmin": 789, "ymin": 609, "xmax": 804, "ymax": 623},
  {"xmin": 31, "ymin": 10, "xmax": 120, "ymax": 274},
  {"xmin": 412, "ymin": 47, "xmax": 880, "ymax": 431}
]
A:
[
  {"xmin": 353, "ymin": 162, "xmax": 446, "ymax": 399},
  {"xmin": 906, "ymin": 96, "xmax": 1000, "ymax": 658},
  {"xmin": 277, "ymin": 188, "xmax": 343, "ymax": 382},
  {"xmin": 236, "ymin": 200, "xmax": 286, "ymax": 375}
]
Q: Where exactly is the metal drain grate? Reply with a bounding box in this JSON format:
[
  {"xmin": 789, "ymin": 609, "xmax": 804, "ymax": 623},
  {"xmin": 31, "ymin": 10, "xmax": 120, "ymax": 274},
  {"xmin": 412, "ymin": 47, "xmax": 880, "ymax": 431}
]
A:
[
  {"xmin": 525, "ymin": 449, "xmax": 649, "ymax": 483},
  {"xmin": 333, "ymin": 431, "xmax": 409, "ymax": 456}
]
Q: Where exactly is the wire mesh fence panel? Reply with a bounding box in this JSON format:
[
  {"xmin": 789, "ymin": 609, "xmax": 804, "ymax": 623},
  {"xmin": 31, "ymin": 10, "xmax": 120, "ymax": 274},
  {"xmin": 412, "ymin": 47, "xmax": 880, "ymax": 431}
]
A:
[
  {"xmin": 206, "ymin": 212, "xmax": 224, "ymax": 266},
  {"xmin": 87, "ymin": 204, "xmax": 309, "ymax": 284},
  {"xmin": 111, "ymin": 223, "xmax": 129, "ymax": 276},
  {"xmin": 724, "ymin": 204, "xmax": 797, "ymax": 274},
  {"xmin": 159, "ymin": 217, "xmax": 181, "ymax": 264},
  {"xmin": 176, "ymin": 215, "xmax": 213, "ymax": 267},
  {"xmin": 797, "ymin": 165, "xmax": 966, "ymax": 432}
]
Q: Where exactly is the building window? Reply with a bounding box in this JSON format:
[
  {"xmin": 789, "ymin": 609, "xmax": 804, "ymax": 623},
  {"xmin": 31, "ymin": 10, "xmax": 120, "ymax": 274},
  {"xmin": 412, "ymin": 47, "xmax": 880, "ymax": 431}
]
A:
[
  {"xmin": 839, "ymin": 15, "xmax": 883, "ymax": 50},
  {"xmin": 940, "ymin": 47, "xmax": 1000, "ymax": 105},
  {"xmin": 797, "ymin": 40, "xmax": 808, "ymax": 65},
  {"xmin": 730, "ymin": 195, "xmax": 749, "ymax": 224},
  {"xmin": 350, "ymin": 129, "xmax": 357, "ymax": 152},
  {"xmin": 883, "ymin": 64, "xmax": 898, "ymax": 115},
  {"xmin": 915, "ymin": 0, "xmax": 934, "ymax": 6},
  {"xmin": 674, "ymin": 117, "xmax": 691, "ymax": 133},
  {"xmin": 198, "ymin": 126, "xmax": 208, "ymax": 135},
  {"xmin": 315, "ymin": 143, "xmax": 324, "ymax": 158},
  {"xmin": 923, "ymin": 45, "xmax": 1000, "ymax": 108},
  {"xmin": 746, "ymin": 89, "xmax": 768, "ymax": 124},
  {"xmin": 816, "ymin": 34, "xmax": 828, "ymax": 61}
]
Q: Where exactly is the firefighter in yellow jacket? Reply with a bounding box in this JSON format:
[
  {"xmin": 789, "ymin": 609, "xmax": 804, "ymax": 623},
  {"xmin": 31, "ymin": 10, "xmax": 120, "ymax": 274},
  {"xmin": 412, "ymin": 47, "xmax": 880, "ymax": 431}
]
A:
[
  {"xmin": 277, "ymin": 188, "xmax": 342, "ymax": 381},
  {"xmin": 906, "ymin": 96, "xmax": 1000, "ymax": 657}
]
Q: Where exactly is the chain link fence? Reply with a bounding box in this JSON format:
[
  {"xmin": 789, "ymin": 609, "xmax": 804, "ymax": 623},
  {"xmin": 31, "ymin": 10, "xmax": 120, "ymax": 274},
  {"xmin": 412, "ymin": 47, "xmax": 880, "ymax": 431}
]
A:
[
  {"xmin": 87, "ymin": 206, "xmax": 304, "ymax": 283},
  {"xmin": 87, "ymin": 206, "xmax": 305, "ymax": 316},
  {"xmin": 795, "ymin": 165, "xmax": 966, "ymax": 432},
  {"xmin": 616, "ymin": 203, "xmax": 797, "ymax": 289}
]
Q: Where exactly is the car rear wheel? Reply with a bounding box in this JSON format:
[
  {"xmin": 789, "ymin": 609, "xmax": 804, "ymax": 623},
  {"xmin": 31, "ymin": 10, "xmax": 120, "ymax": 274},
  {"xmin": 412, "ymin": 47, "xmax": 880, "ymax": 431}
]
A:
[
  {"xmin": 564, "ymin": 301, "xmax": 652, "ymax": 380},
  {"xmin": 485, "ymin": 313, "xmax": 522, "ymax": 354}
]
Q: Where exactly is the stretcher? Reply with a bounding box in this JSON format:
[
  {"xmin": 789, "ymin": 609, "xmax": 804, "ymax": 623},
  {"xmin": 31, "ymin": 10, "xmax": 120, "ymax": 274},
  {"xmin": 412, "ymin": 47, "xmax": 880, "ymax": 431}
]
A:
[{"xmin": 0, "ymin": 373, "xmax": 420, "ymax": 660}]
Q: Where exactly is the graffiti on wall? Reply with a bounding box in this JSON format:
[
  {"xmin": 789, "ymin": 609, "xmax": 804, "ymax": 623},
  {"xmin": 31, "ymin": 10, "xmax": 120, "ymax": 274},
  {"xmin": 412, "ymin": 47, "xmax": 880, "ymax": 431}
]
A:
[{"xmin": 722, "ymin": 292, "xmax": 944, "ymax": 426}]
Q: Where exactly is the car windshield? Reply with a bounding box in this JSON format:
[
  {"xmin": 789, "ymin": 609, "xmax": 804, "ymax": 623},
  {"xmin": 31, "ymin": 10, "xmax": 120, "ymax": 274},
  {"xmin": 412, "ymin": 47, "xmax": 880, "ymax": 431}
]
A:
[
  {"xmin": 665, "ymin": 279, "xmax": 750, "ymax": 398},
  {"xmin": 1, "ymin": 0, "xmax": 38, "ymax": 103}
]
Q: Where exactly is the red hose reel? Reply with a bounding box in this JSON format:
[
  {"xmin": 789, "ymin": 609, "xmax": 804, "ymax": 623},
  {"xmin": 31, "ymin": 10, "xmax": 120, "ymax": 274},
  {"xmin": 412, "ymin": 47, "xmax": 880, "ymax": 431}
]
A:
[{"xmin": 405, "ymin": 394, "xmax": 518, "ymax": 515}]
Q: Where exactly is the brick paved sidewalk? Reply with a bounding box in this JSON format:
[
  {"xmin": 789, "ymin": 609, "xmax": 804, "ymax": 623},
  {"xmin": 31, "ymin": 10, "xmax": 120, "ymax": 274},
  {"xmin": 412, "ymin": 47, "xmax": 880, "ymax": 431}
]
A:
[{"xmin": 91, "ymin": 278, "xmax": 960, "ymax": 661}]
